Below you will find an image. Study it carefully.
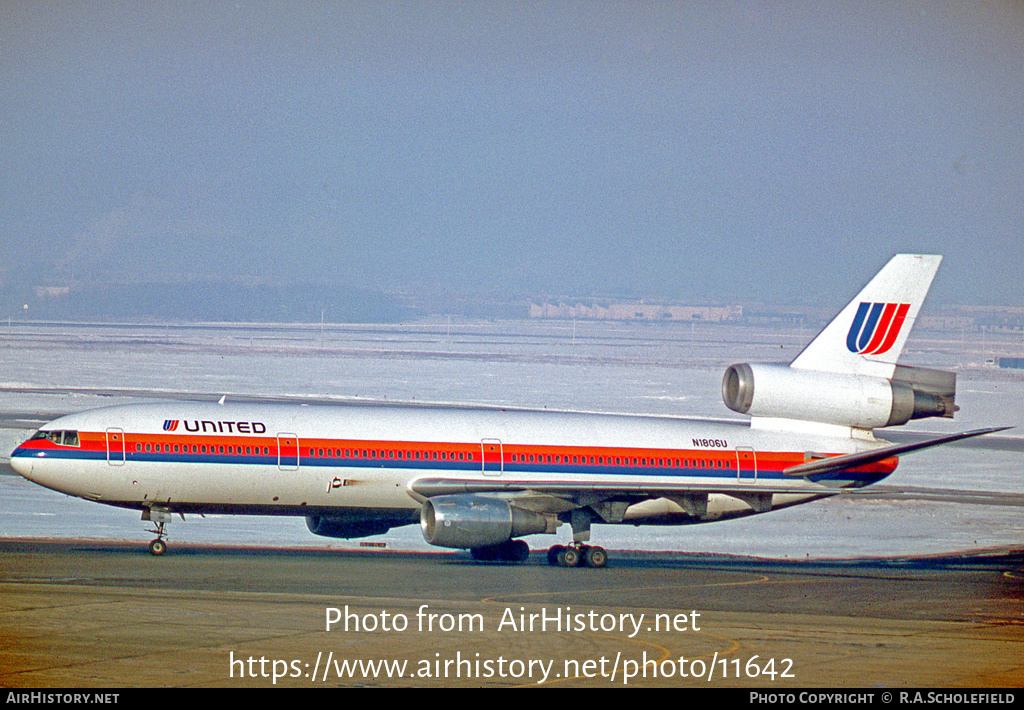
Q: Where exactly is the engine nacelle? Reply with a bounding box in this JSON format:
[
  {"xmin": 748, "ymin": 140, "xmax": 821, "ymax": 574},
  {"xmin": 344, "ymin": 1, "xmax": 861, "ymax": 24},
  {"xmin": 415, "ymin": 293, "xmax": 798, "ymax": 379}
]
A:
[
  {"xmin": 420, "ymin": 495, "xmax": 554, "ymax": 549},
  {"xmin": 306, "ymin": 511, "xmax": 415, "ymax": 539},
  {"xmin": 722, "ymin": 362, "xmax": 955, "ymax": 429}
]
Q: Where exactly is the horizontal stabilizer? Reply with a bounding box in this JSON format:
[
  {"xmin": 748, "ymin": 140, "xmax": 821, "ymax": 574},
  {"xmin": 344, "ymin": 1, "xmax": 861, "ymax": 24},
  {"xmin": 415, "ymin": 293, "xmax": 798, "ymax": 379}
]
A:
[{"xmin": 783, "ymin": 427, "xmax": 1013, "ymax": 478}]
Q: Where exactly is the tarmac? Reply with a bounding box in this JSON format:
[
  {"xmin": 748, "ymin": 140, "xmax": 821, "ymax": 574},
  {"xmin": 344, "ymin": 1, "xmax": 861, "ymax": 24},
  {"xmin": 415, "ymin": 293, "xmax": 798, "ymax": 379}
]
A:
[{"xmin": 1, "ymin": 539, "xmax": 1021, "ymax": 688}]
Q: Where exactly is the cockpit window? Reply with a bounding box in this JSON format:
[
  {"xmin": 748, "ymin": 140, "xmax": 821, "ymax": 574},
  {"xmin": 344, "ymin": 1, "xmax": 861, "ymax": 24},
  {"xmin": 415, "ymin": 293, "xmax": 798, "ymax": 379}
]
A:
[{"xmin": 29, "ymin": 430, "xmax": 80, "ymax": 447}]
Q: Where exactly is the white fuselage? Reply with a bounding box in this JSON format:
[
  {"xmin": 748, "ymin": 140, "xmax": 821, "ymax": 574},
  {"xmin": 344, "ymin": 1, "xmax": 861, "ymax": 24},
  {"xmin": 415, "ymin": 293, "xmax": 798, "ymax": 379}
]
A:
[{"xmin": 10, "ymin": 400, "xmax": 894, "ymax": 530}]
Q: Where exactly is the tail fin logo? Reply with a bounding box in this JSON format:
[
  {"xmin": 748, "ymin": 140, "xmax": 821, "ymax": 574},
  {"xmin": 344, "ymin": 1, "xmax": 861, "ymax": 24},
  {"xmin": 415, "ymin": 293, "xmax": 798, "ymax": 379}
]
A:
[
  {"xmin": 163, "ymin": 420, "xmax": 179, "ymax": 432},
  {"xmin": 846, "ymin": 302, "xmax": 911, "ymax": 355}
]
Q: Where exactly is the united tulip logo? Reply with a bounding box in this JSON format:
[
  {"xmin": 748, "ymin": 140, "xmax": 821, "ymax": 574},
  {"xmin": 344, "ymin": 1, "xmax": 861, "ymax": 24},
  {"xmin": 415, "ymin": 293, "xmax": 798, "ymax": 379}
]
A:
[
  {"xmin": 846, "ymin": 302, "xmax": 910, "ymax": 355},
  {"xmin": 163, "ymin": 420, "xmax": 179, "ymax": 431}
]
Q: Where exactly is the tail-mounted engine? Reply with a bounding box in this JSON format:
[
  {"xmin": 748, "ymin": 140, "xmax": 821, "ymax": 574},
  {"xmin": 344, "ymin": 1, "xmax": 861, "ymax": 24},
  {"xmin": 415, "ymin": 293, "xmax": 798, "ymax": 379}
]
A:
[{"xmin": 722, "ymin": 363, "xmax": 956, "ymax": 430}]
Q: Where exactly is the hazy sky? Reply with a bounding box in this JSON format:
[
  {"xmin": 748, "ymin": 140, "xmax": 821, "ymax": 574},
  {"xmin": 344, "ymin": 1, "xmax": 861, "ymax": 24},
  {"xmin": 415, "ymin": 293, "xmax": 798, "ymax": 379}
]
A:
[{"xmin": 2, "ymin": 1, "xmax": 1022, "ymax": 306}]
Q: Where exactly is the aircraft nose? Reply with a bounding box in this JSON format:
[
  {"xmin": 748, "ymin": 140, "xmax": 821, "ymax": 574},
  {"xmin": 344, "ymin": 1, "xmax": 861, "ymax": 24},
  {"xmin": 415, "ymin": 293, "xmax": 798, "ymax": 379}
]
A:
[{"xmin": 10, "ymin": 446, "xmax": 35, "ymax": 480}]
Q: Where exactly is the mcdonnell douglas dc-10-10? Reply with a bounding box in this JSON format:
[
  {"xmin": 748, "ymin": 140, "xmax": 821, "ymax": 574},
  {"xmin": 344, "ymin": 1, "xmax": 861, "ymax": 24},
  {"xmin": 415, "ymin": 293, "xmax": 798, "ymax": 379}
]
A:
[{"xmin": 10, "ymin": 255, "xmax": 1003, "ymax": 566}]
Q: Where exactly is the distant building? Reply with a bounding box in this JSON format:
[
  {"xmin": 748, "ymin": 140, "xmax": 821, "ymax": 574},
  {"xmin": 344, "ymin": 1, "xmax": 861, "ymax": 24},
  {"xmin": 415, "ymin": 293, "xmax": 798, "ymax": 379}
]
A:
[{"xmin": 529, "ymin": 301, "xmax": 742, "ymax": 322}]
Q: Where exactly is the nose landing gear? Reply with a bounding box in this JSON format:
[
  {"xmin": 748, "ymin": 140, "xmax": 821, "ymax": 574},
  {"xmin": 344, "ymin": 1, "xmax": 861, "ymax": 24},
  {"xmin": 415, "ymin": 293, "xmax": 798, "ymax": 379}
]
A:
[
  {"xmin": 142, "ymin": 506, "xmax": 172, "ymax": 556},
  {"xmin": 148, "ymin": 536, "xmax": 167, "ymax": 556}
]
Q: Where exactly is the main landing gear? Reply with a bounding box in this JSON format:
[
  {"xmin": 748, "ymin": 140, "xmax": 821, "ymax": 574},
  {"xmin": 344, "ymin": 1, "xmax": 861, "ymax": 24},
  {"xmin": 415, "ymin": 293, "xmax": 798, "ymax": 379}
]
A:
[
  {"xmin": 546, "ymin": 544, "xmax": 608, "ymax": 568},
  {"xmin": 545, "ymin": 508, "xmax": 608, "ymax": 567},
  {"xmin": 468, "ymin": 540, "xmax": 609, "ymax": 567},
  {"xmin": 143, "ymin": 506, "xmax": 172, "ymax": 556}
]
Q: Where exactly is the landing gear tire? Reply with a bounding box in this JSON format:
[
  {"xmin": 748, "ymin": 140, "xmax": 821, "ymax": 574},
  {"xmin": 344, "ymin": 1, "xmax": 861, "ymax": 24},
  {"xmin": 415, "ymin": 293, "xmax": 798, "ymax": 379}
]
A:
[
  {"xmin": 558, "ymin": 546, "xmax": 580, "ymax": 567},
  {"xmin": 582, "ymin": 545, "xmax": 607, "ymax": 568},
  {"xmin": 148, "ymin": 538, "xmax": 167, "ymax": 556},
  {"xmin": 548, "ymin": 544, "xmax": 608, "ymax": 568},
  {"xmin": 547, "ymin": 545, "xmax": 565, "ymax": 565}
]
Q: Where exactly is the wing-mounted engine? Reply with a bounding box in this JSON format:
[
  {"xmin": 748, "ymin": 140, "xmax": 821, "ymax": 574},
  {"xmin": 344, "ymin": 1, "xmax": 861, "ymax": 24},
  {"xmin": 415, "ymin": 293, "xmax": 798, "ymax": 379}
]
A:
[
  {"xmin": 420, "ymin": 494, "xmax": 557, "ymax": 549},
  {"xmin": 722, "ymin": 363, "xmax": 956, "ymax": 429}
]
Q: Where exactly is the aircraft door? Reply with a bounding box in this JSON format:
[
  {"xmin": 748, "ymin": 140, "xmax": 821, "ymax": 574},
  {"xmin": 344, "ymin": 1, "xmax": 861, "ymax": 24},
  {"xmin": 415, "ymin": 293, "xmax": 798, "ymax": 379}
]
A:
[
  {"xmin": 481, "ymin": 439, "xmax": 503, "ymax": 476},
  {"xmin": 735, "ymin": 446, "xmax": 757, "ymax": 481},
  {"xmin": 277, "ymin": 433, "xmax": 300, "ymax": 471},
  {"xmin": 106, "ymin": 428, "xmax": 125, "ymax": 466}
]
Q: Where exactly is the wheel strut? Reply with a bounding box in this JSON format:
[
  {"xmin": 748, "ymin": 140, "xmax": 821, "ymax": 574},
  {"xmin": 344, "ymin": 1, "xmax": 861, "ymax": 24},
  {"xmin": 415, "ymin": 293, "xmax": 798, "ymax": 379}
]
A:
[{"xmin": 143, "ymin": 508, "xmax": 172, "ymax": 556}]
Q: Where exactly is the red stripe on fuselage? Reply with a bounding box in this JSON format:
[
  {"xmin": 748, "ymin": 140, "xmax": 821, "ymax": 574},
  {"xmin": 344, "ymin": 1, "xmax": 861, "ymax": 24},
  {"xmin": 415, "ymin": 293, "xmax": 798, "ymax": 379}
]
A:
[{"xmin": 15, "ymin": 431, "xmax": 897, "ymax": 477}]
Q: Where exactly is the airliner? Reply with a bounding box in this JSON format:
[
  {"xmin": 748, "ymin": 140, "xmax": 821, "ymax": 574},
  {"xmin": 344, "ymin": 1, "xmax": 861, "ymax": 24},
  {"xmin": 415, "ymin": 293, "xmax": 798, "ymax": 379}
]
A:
[{"xmin": 9, "ymin": 255, "xmax": 1003, "ymax": 566}]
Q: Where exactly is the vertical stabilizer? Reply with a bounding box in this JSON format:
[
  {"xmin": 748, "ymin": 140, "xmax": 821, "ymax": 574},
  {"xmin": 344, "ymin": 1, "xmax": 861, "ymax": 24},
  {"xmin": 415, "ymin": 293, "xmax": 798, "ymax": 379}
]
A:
[{"xmin": 790, "ymin": 254, "xmax": 941, "ymax": 379}]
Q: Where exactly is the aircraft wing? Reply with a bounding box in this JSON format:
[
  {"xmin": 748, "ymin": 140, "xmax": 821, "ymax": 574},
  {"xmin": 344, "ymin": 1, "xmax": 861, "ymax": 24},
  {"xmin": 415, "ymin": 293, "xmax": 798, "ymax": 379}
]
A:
[
  {"xmin": 409, "ymin": 477, "xmax": 834, "ymax": 525},
  {"xmin": 410, "ymin": 478, "xmax": 826, "ymax": 499},
  {"xmin": 410, "ymin": 427, "xmax": 1015, "ymax": 523}
]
